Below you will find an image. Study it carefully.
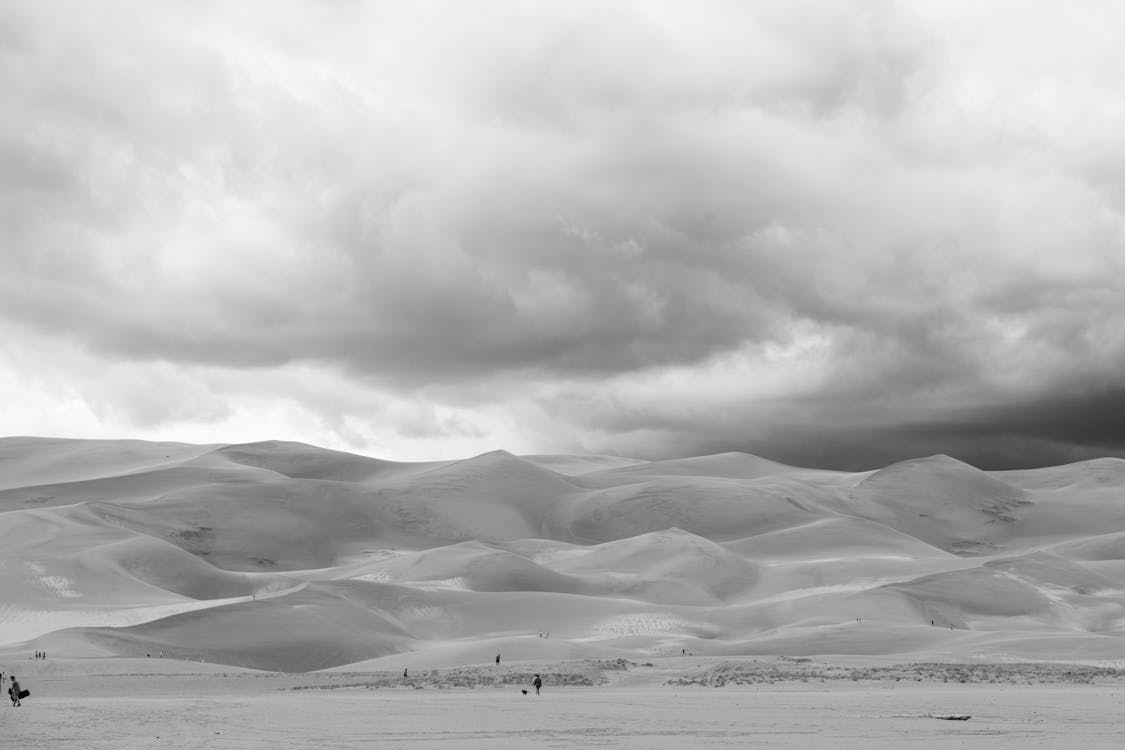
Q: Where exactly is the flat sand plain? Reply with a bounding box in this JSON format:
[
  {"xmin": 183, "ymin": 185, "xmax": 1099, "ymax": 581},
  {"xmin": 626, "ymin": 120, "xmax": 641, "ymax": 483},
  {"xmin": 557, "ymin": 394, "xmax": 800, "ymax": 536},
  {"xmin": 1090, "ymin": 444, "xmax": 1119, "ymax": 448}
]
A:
[{"xmin": 4, "ymin": 657, "xmax": 1125, "ymax": 749}]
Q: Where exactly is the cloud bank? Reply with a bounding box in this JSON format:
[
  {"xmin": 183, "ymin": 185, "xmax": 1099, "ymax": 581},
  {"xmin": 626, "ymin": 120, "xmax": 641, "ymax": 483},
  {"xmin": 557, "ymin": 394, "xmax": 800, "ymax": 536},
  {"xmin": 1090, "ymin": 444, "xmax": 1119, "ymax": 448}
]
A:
[{"xmin": 3, "ymin": 1, "xmax": 1125, "ymax": 467}]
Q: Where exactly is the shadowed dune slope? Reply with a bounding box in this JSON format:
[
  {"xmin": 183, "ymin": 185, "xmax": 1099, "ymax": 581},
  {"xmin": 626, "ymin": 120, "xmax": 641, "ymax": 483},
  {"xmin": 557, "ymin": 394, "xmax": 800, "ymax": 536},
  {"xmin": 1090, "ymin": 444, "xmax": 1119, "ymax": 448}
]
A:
[
  {"xmin": 2, "ymin": 503, "xmax": 293, "ymax": 602},
  {"xmin": 548, "ymin": 528, "xmax": 759, "ymax": 602},
  {"xmin": 83, "ymin": 482, "xmax": 377, "ymax": 571},
  {"xmin": 576, "ymin": 452, "xmax": 823, "ymax": 487},
  {"xmin": 213, "ymin": 440, "xmax": 441, "ymax": 483},
  {"xmin": 1045, "ymin": 531, "xmax": 1125, "ymax": 561},
  {"xmin": 0, "ymin": 458, "xmax": 285, "ymax": 512},
  {"xmin": 47, "ymin": 583, "xmax": 417, "ymax": 672},
  {"xmin": 722, "ymin": 516, "xmax": 953, "ymax": 559},
  {"xmin": 6, "ymin": 437, "xmax": 1125, "ymax": 670},
  {"xmin": 847, "ymin": 455, "xmax": 1032, "ymax": 555},
  {"xmin": 994, "ymin": 458, "xmax": 1125, "ymax": 490},
  {"xmin": 0, "ymin": 436, "xmax": 217, "ymax": 491},
  {"xmin": 368, "ymin": 451, "xmax": 581, "ymax": 542},
  {"xmin": 522, "ymin": 454, "xmax": 648, "ymax": 476},
  {"xmin": 544, "ymin": 475, "xmax": 845, "ymax": 543},
  {"xmin": 350, "ymin": 540, "xmax": 588, "ymax": 595},
  {"xmin": 881, "ymin": 567, "xmax": 1059, "ymax": 624}
]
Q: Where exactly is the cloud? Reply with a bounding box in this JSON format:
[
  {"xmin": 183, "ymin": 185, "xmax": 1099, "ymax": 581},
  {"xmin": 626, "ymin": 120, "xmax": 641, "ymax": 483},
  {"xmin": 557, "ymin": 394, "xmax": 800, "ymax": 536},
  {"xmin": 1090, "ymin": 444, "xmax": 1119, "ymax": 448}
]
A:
[{"xmin": 2, "ymin": 1, "xmax": 1125, "ymax": 466}]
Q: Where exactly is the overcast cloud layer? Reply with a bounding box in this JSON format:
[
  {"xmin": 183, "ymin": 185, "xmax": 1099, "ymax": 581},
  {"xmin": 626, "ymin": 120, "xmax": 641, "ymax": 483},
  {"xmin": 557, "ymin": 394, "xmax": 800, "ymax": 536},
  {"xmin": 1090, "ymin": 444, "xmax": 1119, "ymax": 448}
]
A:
[{"xmin": 3, "ymin": 1, "xmax": 1125, "ymax": 468}]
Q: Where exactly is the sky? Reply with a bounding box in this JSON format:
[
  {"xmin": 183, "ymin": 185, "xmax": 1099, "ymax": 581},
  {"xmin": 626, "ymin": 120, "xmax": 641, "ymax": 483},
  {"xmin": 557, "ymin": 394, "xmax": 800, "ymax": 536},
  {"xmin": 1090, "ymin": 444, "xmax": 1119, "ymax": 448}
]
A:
[{"xmin": 2, "ymin": 1, "xmax": 1124, "ymax": 470}]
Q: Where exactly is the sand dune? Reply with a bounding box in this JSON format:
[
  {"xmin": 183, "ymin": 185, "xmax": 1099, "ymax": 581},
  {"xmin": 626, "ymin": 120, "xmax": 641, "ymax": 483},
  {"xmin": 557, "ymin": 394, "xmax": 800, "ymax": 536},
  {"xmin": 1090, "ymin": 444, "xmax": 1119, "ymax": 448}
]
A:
[
  {"xmin": 1045, "ymin": 530, "xmax": 1125, "ymax": 561},
  {"xmin": 994, "ymin": 457, "xmax": 1125, "ymax": 490},
  {"xmin": 213, "ymin": 440, "xmax": 422, "ymax": 482},
  {"xmin": 544, "ymin": 474, "xmax": 843, "ymax": 543},
  {"xmin": 548, "ymin": 528, "xmax": 758, "ymax": 603},
  {"xmin": 575, "ymin": 451, "xmax": 813, "ymax": 484},
  {"xmin": 351, "ymin": 539, "xmax": 588, "ymax": 595},
  {"xmin": 4, "ymin": 436, "xmax": 1125, "ymax": 672},
  {"xmin": 846, "ymin": 455, "xmax": 1032, "ymax": 554},
  {"xmin": 0, "ymin": 436, "xmax": 217, "ymax": 491},
  {"xmin": 722, "ymin": 515, "xmax": 953, "ymax": 559},
  {"xmin": 521, "ymin": 453, "xmax": 648, "ymax": 476},
  {"xmin": 368, "ymin": 450, "xmax": 582, "ymax": 543},
  {"xmin": 45, "ymin": 583, "xmax": 417, "ymax": 671}
]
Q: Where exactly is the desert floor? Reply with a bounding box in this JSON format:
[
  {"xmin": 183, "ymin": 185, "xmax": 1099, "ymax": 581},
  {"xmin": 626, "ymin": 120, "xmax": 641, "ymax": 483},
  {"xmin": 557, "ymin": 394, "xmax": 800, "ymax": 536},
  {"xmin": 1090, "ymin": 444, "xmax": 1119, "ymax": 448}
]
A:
[{"xmin": 4, "ymin": 657, "xmax": 1125, "ymax": 749}]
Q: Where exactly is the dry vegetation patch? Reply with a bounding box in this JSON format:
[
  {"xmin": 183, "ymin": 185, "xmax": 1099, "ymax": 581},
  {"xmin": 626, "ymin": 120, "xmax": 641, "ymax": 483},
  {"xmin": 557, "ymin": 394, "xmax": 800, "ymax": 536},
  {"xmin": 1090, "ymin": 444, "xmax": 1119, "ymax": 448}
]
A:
[
  {"xmin": 286, "ymin": 664, "xmax": 610, "ymax": 691},
  {"xmin": 669, "ymin": 659, "xmax": 1125, "ymax": 687}
]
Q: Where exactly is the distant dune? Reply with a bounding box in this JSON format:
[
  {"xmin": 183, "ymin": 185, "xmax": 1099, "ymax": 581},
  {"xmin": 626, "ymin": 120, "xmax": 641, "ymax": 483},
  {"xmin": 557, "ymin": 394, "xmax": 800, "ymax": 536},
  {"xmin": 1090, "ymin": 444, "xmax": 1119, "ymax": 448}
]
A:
[{"xmin": 3, "ymin": 437, "xmax": 1125, "ymax": 671}]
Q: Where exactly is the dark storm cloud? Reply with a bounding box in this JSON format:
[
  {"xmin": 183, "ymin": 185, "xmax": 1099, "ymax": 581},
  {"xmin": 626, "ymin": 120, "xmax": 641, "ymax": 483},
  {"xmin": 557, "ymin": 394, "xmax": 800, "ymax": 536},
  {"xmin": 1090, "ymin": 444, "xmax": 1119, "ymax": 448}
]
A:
[
  {"xmin": 572, "ymin": 386, "xmax": 1125, "ymax": 472},
  {"xmin": 901, "ymin": 387, "xmax": 1125, "ymax": 469},
  {"xmin": 3, "ymin": 1, "xmax": 1125, "ymax": 464}
]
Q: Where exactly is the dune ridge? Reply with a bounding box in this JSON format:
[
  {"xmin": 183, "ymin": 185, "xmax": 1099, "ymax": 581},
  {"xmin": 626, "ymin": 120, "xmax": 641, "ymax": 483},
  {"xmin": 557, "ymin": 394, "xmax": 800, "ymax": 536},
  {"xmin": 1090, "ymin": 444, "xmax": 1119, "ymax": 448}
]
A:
[{"xmin": 3, "ymin": 437, "xmax": 1125, "ymax": 671}]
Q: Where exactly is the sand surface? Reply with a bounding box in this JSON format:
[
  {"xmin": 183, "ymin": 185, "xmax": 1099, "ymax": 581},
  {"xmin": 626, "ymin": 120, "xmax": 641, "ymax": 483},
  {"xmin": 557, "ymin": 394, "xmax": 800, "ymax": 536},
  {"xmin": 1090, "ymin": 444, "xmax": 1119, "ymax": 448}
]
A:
[{"xmin": 3, "ymin": 657, "xmax": 1125, "ymax": 749}]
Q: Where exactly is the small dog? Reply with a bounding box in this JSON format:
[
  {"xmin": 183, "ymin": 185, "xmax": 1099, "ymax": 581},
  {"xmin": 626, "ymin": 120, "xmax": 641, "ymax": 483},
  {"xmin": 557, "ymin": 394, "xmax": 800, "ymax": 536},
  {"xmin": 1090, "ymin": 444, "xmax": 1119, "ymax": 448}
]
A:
[{"xmin": 521, "ymin": 689, "xmax": 528, "ymax": 695}]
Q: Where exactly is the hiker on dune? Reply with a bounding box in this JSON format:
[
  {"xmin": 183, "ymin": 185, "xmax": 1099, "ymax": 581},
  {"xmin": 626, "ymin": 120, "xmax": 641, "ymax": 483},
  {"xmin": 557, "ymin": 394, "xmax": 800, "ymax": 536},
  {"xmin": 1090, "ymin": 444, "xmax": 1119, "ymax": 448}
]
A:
[
  {"xmin": 9, "ymin": 675, "xmax": 21, "ymax": 707},
  {"xmin": 533, "ymin": 674, "xmax": 542, "ymax": 696}
]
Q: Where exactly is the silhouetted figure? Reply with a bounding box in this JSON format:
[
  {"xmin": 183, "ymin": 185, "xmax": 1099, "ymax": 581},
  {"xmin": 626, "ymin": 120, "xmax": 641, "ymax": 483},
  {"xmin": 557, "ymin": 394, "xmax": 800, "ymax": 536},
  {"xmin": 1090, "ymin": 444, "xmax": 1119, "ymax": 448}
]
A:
[
  {"xmin": 403, "ymin": 668, "xmax": 408, "ymax": 679},
  {"xmin": 533, "ymin": 674, "xmax": 542, "ymax": 696},
  {"xmin": 9, "ymin": 676, "xmax": 21, "ymax": 707},
  {"xmin": 495, "ymin": 653, "xmax": 500, "ymax": 666}
]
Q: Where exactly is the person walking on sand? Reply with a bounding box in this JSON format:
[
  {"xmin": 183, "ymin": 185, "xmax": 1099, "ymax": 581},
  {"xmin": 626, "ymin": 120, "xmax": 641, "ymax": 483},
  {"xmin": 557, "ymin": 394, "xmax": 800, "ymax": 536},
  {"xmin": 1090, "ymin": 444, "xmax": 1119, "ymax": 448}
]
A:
[
  {"xmin": 533, "ymin": 674, "xmax": 542, "ymax": 696},
  {"xmin": 495, "ymin": 653, "xmax": 500, "ymax": 666},
  {"xmin": 9, "ymin": 675, "xmax": 21, "ymax": 707}
]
